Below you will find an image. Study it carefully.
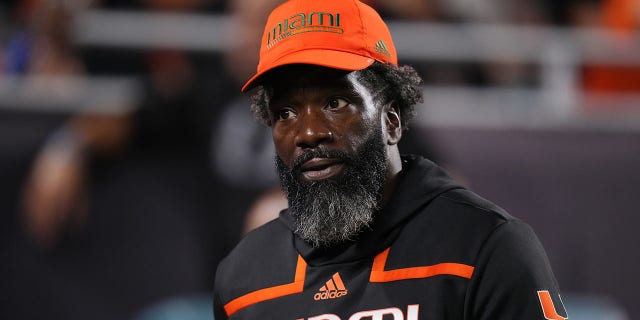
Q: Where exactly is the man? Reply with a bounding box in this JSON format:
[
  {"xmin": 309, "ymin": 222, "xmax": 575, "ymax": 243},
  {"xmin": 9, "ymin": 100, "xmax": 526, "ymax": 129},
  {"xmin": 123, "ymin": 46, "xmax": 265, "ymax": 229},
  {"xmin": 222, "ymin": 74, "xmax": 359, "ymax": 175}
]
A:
[{"xmin": 213, "ymin": 0, "xmax": 568, "ymax": 319}]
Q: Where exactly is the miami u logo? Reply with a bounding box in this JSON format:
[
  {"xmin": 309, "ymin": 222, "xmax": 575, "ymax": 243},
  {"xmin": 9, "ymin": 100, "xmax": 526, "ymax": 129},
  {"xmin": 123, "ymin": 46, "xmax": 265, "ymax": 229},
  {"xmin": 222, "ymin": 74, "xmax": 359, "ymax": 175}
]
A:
[{"xmin": 537, "ymin": 290, "xmax": 568, "ymax": 320}]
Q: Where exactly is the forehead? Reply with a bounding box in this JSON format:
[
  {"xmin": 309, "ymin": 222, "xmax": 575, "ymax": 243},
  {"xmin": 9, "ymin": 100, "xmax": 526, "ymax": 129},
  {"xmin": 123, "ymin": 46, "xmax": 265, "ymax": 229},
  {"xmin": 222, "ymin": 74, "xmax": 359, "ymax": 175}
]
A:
[{"xmin": 265, "ymin": 64, "xmax": 354, "ymax": 93}]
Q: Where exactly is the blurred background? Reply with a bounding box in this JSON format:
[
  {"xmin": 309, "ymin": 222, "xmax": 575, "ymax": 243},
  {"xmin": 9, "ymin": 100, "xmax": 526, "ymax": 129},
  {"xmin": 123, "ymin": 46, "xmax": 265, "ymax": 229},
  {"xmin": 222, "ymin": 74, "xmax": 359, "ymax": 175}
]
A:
[{"xmin": 0, "ymin": 0, "xmax": 638, "ymax": 319}]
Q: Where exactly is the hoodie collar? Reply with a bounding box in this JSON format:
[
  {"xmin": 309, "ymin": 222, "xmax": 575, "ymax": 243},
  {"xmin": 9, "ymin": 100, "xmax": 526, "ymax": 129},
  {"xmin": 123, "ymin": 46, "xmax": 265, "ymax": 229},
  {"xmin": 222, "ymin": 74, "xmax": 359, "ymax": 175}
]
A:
[{"xmin": 279, "ymin": 155, "xmax": 462, "ymax": 266}]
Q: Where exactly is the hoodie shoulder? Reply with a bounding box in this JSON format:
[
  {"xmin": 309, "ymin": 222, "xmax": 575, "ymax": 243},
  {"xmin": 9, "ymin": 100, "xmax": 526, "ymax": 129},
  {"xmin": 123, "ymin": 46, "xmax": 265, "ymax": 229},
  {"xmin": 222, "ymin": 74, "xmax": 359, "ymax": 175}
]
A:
[
  {"xmin": 424, "ymin": 187, "xmax": 517, "ymax": 243},
  {"xmin": 437, "ymin": 188, "xmax": 514, "ymax": 222},
  {"xmin": 387, "ymin": 186, "xmax": 521, "ymax": 267}
]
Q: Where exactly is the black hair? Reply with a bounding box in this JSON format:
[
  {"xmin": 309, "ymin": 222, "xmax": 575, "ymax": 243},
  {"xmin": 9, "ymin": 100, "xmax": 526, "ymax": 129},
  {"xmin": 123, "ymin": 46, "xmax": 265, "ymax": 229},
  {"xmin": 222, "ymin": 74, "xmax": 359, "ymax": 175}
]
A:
[{"xmin": 249, "ymin": 62, "xmax": 423, "ymax": 128}]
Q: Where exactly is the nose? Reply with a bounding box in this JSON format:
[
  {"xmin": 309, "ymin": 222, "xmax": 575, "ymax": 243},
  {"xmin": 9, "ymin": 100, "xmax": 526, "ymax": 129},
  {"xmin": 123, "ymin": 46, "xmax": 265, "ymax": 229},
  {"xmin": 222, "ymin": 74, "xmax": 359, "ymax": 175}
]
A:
[{"xmin": 294, "ymin": 108, "xmax": 334, "ymax": 149}]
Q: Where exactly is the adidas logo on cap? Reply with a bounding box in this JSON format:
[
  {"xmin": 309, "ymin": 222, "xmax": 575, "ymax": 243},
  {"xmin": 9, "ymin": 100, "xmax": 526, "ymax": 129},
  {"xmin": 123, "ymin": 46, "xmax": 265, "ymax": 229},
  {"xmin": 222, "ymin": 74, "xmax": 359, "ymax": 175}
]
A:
[
  {"xmin": 314, "ymin": 272, "xmax": 348, "ymax": 300},
  {"xmin": 374, "ymin": 39, "xmax": 391, "ymax": 57}
]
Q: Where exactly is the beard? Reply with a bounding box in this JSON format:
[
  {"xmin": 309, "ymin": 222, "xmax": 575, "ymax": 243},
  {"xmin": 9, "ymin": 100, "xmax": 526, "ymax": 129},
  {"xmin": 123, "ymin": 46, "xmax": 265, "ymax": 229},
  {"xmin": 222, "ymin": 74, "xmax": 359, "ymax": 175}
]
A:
[{"xmin": 275, "ymin": 126, "xmax": 388, "ymax": 248}]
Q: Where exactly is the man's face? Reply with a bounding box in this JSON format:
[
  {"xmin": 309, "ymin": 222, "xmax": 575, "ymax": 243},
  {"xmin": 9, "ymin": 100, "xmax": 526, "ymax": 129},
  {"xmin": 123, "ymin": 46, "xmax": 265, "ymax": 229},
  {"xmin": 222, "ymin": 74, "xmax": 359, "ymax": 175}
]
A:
[{"xmin": 267, "ymin": 64, "xmax": 390, "ymax": 247}]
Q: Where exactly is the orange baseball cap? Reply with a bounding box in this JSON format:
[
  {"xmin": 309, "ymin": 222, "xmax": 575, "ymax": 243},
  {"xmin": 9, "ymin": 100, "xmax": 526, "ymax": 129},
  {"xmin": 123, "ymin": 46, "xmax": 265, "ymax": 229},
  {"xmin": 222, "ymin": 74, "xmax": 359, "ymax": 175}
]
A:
[{"xmin": 241, "ymin": 0, "xmax": 398, "ymax": 92}]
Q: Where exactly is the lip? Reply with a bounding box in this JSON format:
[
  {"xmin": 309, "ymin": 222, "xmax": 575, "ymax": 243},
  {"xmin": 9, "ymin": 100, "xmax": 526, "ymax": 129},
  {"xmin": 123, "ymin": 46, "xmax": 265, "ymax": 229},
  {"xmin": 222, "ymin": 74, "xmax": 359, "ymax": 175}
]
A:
[{"xmin": 299, "ymin": 158, "xmax": 345, "ymax": 181}]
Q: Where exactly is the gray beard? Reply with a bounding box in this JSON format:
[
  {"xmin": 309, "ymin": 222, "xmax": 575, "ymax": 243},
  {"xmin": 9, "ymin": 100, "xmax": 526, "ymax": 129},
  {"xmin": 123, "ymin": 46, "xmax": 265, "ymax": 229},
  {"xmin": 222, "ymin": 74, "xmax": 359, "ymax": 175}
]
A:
[{"xmin": 275, "ymin": 127, "xmax": 388, "ymax": 248}]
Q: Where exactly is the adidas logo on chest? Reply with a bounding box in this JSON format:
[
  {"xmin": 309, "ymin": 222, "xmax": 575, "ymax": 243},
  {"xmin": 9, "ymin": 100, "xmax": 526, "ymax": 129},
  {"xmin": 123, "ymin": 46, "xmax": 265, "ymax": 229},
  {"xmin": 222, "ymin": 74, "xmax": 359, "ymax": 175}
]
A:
[{"xmin": 313, "ymin": 272, "xmax": 348, "ymax": 300}]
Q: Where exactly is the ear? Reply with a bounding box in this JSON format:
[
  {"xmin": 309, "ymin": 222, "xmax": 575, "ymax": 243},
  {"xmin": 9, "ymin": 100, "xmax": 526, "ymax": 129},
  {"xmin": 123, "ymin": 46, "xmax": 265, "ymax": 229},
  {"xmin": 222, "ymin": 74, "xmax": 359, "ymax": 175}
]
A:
[{"xmin": 381, "ymin": 103, "xmax": 402, "ymax": 145}]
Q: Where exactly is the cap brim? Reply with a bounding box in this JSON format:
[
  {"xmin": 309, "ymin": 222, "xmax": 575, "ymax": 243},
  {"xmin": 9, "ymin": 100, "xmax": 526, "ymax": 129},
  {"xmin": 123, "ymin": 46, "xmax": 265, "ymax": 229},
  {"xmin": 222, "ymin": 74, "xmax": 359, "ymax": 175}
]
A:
[{"xmin": 241, "ymin": 49, "xmax": 376, "ymax": 92}]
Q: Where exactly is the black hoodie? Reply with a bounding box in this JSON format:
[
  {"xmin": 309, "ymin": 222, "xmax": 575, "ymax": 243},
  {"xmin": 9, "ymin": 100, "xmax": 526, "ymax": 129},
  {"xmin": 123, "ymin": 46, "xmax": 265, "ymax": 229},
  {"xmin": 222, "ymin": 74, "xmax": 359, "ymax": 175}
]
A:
[{"xmin": 214, "ymin": 155, "xmax": 567, "ymax": 320}]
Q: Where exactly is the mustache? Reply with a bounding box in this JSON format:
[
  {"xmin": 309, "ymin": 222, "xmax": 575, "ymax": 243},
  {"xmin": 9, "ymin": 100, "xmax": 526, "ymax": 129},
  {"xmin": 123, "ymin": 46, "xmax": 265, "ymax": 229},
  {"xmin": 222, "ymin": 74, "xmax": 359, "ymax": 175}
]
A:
[{"xmin": 291, "ymin": 148, "xmax": 354, "ymax": 173}]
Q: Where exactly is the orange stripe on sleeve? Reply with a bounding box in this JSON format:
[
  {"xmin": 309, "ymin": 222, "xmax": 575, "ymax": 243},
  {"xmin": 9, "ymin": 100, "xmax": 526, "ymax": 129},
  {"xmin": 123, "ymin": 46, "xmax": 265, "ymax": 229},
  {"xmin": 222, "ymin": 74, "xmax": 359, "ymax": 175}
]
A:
[
  {"xmin": 224, "ymin": 255, "xmax": 307, "ymax": 317},
  {"xmin": 369, "ymin": 247, "xmax": 474, "ymax": 282}
]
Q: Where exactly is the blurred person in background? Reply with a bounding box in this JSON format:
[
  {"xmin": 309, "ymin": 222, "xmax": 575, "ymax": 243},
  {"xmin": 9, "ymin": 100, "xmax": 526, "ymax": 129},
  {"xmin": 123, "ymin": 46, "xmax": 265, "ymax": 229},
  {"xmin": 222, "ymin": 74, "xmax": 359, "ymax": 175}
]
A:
[
  {"xmin": 445, "ymin": 0, "xmax": 551, "ymax": 88},
  {"xmin": 211, "ymin": 0, "xmax": 286, "ymax": 235},
  {"xmin": 0, "ymin": 0, "xmax": 240, "ymax": 319},
  {"xmin": 570, "ymin": 0, "xmax": 640, "ymax": 97},
  {"xmin": 1, "ymin": 0, "xmax": 133, "ymax": 251},
  {"xmin": 2, "ymin": 0, "xmax": 134, "ymax": 248}
]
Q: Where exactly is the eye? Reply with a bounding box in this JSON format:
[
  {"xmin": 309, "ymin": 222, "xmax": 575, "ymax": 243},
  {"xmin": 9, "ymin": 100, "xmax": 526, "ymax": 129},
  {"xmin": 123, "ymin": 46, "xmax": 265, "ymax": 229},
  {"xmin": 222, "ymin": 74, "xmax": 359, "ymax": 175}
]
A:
[
  {"xmin": 326, "ymin": 97, "xmax": 349, "ymax": 110},
  {"xmin": 274, "ymin": 108, "xmax": 295, "ymax": 121}
]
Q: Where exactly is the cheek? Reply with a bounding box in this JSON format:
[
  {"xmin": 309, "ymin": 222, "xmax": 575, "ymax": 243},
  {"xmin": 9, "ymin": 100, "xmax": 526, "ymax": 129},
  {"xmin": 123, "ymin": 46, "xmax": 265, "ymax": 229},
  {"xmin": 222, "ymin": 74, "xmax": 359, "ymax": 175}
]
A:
[
  {"xmin": 340, "ymin": 118, "xmax": 378, "ymax": 152},
  {"xmin": 272, "ymin": 126, "xmax": 294, "ymax": 164}
]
